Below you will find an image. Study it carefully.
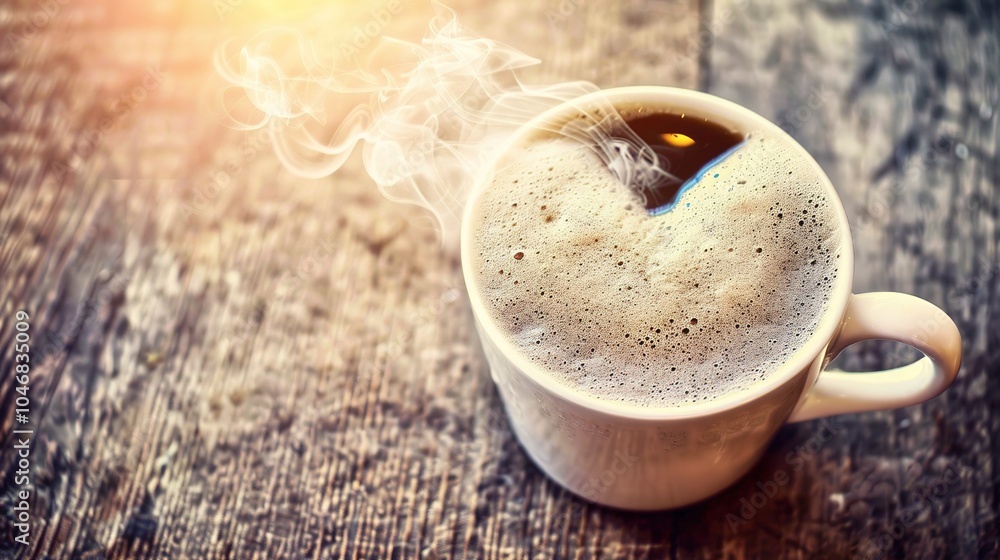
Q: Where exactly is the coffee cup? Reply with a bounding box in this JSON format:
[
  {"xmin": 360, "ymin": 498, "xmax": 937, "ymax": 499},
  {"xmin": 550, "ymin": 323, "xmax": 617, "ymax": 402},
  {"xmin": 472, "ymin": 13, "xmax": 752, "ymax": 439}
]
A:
[{"xmin": 460, "ymin": 86, "xmax": 962, "ymax": 510}]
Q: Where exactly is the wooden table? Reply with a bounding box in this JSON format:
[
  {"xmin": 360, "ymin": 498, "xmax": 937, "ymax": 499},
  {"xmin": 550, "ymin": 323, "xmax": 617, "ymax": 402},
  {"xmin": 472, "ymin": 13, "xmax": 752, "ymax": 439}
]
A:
[{"xmin": 2, "ymin": 0, "xmax": 998, "ymax": 558}]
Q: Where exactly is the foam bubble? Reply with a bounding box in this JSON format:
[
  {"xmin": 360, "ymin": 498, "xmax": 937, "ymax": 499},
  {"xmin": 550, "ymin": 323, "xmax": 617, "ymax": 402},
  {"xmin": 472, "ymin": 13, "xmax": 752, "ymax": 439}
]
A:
[{"xmin": 470, "ymin": 127, "xmax": 842, "ymax": 407}]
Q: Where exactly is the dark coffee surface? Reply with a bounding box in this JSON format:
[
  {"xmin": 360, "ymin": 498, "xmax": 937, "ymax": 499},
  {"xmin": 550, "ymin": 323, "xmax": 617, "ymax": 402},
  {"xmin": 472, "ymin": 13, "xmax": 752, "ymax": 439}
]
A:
[{"xmin": 613, "ymin": 112, "xmax": 746, "ymax": 213}]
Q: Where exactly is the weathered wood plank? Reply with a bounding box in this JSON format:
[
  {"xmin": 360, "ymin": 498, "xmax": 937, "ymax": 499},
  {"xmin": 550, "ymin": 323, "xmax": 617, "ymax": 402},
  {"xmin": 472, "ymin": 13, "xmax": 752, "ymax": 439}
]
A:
[
  {"xmin": 704, "ymin": 0, "xmax": 1000, "ymax": 558},
  {"xmin": 0, "ymin": 1, "xmax": 700, "ymax": 559}
]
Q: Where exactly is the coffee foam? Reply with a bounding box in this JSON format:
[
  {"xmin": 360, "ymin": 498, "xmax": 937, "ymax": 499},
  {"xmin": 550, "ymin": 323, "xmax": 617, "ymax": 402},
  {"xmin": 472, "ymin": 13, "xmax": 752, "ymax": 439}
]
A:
[{"xmin": 470, "ymin": 125, "xmax": 843, "ymax": 407}]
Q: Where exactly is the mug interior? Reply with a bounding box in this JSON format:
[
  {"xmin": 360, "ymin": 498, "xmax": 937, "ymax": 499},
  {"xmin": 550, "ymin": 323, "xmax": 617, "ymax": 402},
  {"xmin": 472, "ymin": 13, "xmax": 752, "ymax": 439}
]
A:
[{"xmin": 460, "ymin": 86, "xmax": 855, "ymax": 420}]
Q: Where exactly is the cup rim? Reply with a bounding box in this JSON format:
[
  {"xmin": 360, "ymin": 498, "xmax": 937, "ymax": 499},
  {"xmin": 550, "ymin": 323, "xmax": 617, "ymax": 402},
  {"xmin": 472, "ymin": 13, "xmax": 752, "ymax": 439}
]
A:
[{"xmin": 461, "ymin": 86, "xmax": 855, "ymax": 420}]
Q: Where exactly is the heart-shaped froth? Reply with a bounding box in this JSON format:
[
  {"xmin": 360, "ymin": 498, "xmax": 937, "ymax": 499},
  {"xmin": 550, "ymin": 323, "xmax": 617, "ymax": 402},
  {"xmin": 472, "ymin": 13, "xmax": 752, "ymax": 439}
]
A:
[{"xmin": 470, "ymin": 132, "xmax": 843, "ymax": 407}]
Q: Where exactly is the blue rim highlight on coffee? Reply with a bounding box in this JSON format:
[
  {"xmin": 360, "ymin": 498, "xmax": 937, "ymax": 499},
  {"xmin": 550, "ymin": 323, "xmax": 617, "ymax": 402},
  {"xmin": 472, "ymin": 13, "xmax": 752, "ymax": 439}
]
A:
[{"xmin": 648, "ymin": 141, "xmax": 747, "ymax": 216}]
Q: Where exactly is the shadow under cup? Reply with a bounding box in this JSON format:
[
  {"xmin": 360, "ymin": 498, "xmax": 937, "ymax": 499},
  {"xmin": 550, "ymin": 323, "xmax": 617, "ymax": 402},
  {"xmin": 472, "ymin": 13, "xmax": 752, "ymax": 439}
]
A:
[{"xmin": 459, "ymin": 86, "xmax": 956, "ymax": 510}]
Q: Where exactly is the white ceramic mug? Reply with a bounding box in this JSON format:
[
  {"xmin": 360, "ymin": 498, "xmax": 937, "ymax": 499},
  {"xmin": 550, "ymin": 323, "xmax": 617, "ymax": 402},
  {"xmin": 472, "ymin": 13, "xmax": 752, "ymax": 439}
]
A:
[{"xmin": 460, "ymin": 86, "xmax": 963, "ymax": 510}]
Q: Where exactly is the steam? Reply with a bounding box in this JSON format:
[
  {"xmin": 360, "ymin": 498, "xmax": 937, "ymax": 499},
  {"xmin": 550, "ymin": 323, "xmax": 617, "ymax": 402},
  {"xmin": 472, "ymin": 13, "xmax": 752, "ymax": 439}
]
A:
[{"xmin": 216, "ymin": 5, "xmax": 673, "ymax": 248}]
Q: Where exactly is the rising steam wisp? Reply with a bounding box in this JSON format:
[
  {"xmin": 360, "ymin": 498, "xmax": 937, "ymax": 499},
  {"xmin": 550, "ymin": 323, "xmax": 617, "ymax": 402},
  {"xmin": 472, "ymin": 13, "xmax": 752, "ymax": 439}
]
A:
[{"xmin": 216, "ymin": 5, "xmax": 675, "ymax": 248}]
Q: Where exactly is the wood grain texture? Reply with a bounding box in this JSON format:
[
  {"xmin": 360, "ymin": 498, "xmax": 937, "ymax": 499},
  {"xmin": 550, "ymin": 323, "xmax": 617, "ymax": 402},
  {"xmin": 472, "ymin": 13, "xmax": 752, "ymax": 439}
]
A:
[{"xmin": 1, "ymin": 0, "xmax": 997, "ymax": 559}]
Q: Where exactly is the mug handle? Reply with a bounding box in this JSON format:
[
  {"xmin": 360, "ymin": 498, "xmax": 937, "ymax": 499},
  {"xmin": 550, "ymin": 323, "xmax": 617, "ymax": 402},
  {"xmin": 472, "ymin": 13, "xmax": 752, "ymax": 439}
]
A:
[{"xmin": 789, "ymin": 292, "xmax": 962, "ymax": 423}]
